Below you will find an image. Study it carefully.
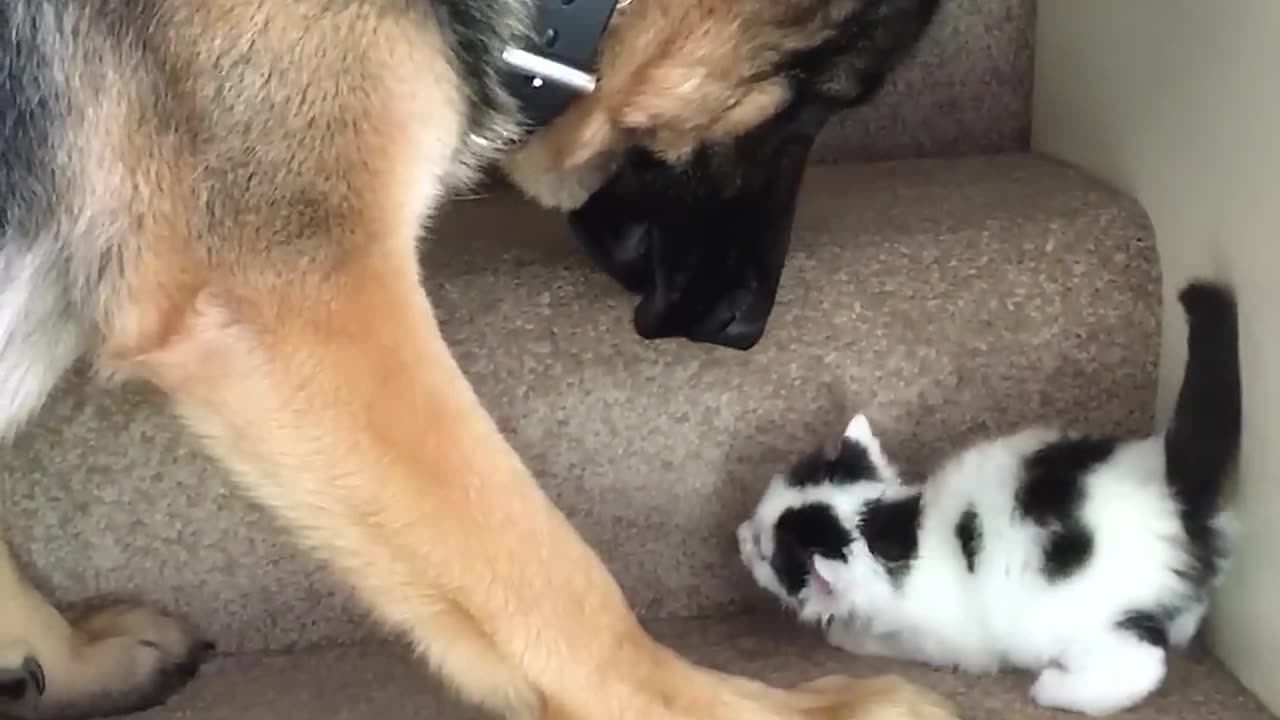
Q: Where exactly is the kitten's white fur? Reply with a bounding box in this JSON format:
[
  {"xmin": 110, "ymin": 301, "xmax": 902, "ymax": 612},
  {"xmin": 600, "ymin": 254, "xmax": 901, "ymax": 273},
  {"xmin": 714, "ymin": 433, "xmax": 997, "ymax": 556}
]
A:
[
  {"xmin": 739, "ymin": 415, "xmax": 1233, "ymax": 717},
  {"xmin": 740, "ymin": 282, "xmax": 1240, "ymax": 717},
  {"xmin": 742, "ymin": 412, "xmax": 1228, "ymax": 712}
]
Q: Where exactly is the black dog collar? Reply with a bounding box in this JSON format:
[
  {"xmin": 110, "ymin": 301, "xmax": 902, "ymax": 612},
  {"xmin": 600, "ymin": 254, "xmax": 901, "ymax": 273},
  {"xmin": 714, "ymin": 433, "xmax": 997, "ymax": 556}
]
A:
[{"xmin": 501, "ymin": 0, "xmax": 622, "ymax": 129}]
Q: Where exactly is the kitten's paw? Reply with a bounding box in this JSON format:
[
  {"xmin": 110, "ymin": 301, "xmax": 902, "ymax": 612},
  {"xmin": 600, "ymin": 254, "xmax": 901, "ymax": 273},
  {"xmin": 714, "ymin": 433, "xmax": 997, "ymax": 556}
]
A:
[
  {"xmin": 0, "ymin": 655, "xmax": 45, "ymax": 720},
  {"xmin": 822, "ymin": 620, "xmax": 911, "ymax": 664},
  {"xmin": 1030, "ymin": 666, "xmax": 1141, "ymax": 717},
  {"xmin": 70, "ymin": 601, "xmax": 209, "ymax": 665},
  {"xmin": 796, "ymin": 674, "xmax": 959, "ymax": 720},
  {"xmin": 1031, "ymin": 667, "xmax": 1097, "ymax": 715},
  {"xmin": 1031, "ymin": 638, "xmax": 1166, "ymax": 716}
]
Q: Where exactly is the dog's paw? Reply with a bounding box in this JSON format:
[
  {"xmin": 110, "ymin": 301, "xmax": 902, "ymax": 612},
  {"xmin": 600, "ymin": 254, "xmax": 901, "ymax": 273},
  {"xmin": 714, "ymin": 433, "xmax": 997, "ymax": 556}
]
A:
[
  {"xmin": 100, "ymin": 636, "xmax": 210, "ymax": 716},
  {"xmin": 795, "ymin": 674, "xmax": 959, "ymax": 720},
  {"xmin": 71, "ymin": 601, "xmax": 210, "ymax": 662},
  {"xmin": 0, "ymin": 655, "xmax": 45, "ymax": 720},
  {"xmin": 46, "ymin": 601, "xmax": 213, "ymax": 719}
]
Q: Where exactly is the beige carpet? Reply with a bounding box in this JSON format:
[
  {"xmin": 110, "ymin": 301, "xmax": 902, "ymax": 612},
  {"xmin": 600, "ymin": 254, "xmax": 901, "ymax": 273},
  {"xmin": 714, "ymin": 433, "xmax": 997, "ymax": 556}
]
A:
[
  {"xmin": 2, "ymin": 154, "xmax": 1161, "ymax": 654},
  {"xmin": 129, "ymin": 616, "xmax": 1273, "ymax": 720}
]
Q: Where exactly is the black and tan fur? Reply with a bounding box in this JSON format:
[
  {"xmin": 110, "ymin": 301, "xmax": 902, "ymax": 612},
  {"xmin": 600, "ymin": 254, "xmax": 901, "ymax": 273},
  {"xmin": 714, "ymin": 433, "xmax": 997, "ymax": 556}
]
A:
[{"xmin": 0, "ymin": 1, "xmax": 946, "ymax": 719}]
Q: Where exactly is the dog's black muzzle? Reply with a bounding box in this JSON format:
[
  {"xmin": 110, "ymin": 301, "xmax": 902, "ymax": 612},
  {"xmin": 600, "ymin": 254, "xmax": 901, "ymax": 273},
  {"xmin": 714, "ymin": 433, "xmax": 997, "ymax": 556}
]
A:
[{"xmin": 567, "ymin": 103, "xmax": 835, "ymax": 351}]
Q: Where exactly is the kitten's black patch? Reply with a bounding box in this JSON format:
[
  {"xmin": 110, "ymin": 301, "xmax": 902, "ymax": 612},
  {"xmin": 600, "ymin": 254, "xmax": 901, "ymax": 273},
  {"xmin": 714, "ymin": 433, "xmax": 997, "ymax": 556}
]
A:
[
  {"xmin": 785, "ymin": 438, "xmax": 879, "ymax": 488},
  {"xmin": 1016, "ymin": 436, "xmax": 1117, "ymax": 522},
  {"xmin": 786, "ymin": 450, "xmax": 832, "ymax": 488},
  {"xmin": 1166, "ymin": 283, "xmax": 1242, "ymax": 588},
  {"xmin": 1117, "ymin": 611, "xmax": 1170, "ymax": 648},
  {"xmin": 831, "ymin": 437, "xmax": 879, "ymax": 482},
  {"xmin": 1175, "ymin": 521, "xmax": 1231, "ymax": 591},
  {"xmin": 771, "ymin": 503, "xmax": 852, "ymax": 596},
  {"xmin": 857, "ymin": 494, "xmax": 922, "ymax": 584},
  {"xmin": 1042, "ymin": 527, "xmax": 1093, "ymax": 581},
  {"xmin": 1016, "ymin": 436, "xmax": 1117, "ymax": 582},
  {"xmin": 955, "ymin": 507, "xmax": 982, "ymax": 573}
]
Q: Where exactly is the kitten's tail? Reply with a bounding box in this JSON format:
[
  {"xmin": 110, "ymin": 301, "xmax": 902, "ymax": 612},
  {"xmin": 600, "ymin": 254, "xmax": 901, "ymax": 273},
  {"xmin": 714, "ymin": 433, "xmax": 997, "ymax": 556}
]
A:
[{"xmin": 1164, "ymin": 280, "xmax": 1242, "ymax": 522}]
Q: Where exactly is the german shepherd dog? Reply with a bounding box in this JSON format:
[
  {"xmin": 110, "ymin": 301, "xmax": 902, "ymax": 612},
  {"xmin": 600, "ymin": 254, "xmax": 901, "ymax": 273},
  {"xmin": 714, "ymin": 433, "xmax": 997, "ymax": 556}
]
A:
[{"xmin": 0, "ymin": 1, "xmax": 954, "ymax": 719}]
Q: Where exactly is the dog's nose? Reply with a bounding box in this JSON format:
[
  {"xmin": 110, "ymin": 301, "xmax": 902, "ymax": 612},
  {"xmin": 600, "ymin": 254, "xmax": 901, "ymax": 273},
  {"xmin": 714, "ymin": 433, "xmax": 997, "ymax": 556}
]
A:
[
  {"xmin": 632, "ymin": 281, "xmax": 771, "ymax": 350},
  {"xmin": 682, "ymin": 288, "xmax": 770, "ymax": 350},
  {"xmin": 566, "ymin": 197, "xmax": 779, "ymax": 352}
]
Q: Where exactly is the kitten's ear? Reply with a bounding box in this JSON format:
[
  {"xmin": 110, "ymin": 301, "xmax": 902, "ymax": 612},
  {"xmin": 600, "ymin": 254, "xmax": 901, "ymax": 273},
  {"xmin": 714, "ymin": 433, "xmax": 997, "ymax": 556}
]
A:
[
  {"xmin": 844, "ymin": 414, "xmax": 878, "ymax": 445},
  {"xmin": 841, "ymin": 413, "xmax": 903, "ymax": 484},
  {"xmin": 843, "ymin": 413, "xmax": 887, "ymax": 459}
]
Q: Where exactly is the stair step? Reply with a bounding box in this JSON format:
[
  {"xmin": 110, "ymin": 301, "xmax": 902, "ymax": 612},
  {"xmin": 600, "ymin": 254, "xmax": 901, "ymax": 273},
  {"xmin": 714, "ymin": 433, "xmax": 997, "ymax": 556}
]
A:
[
  {"xmin": 127, "ymin": 615, "xmax": 1271, "ymax": 720},
  {"xmin": 2, "ymin": 153, "xmax": 1160, "ymax": 654}
]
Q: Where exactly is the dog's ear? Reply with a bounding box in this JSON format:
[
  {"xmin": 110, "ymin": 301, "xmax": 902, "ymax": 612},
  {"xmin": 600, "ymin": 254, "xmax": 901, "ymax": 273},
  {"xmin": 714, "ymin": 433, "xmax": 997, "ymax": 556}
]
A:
[
  {"xmin": 536, "ymin": 0, "xmax": 798, "ymax": 169},
  {"xmin": 543, "ymin": 73, "xmax": 790, "ymax": 171},
  {"xmin": 614, "ymin": 75, "xmax": 792, "ymax": 163}
]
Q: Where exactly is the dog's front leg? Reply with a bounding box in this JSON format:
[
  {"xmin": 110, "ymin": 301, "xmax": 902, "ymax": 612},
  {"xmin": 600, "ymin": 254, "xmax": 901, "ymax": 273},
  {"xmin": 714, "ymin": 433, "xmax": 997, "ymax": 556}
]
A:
[{"xmin": 106, "ymin": 234, "xmax": 956, "ymax": 720}]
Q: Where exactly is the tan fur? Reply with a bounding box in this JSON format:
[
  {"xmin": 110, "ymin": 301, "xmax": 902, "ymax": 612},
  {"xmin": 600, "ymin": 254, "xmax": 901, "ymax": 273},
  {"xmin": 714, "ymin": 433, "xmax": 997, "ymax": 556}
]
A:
[
  {"xmin": 0, "ymin": 1, "xmax": 957, "ymax": 719},
  {"xmin": 503, "ymin": 0, "xmax": 864, "ymax": 198}
]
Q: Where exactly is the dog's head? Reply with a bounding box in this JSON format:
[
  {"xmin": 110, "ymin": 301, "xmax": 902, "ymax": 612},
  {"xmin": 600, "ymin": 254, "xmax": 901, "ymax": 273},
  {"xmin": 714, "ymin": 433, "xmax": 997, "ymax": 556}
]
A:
[{"xmin": 502, "ymin": 0, "xmax": 940, "ymax": 349}]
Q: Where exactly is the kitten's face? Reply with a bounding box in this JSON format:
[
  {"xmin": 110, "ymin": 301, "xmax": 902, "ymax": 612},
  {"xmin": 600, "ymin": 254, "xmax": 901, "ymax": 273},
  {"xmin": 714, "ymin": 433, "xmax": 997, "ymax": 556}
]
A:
[{"xmin": 737, "ymin": 414, "xmax": 904, "ymax": 623}]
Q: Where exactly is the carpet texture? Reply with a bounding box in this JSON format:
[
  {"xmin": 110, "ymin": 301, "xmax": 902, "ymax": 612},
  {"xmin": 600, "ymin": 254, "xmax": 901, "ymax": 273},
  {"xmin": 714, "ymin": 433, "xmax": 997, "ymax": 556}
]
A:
[
  {"xmin": 129, "ymin": 616, "xmax": 1275, "ymax": 720},
  {"xmin": 2, "ymin": 5, "xmax": 1269, "ymax": 715},
  {"xmin": 2, "ymin": 153, "xmax": 1160, "ymax": 654},
  {"xmin": 812, "ymin": 0, "xmax": 1035, "ymax": 163}
]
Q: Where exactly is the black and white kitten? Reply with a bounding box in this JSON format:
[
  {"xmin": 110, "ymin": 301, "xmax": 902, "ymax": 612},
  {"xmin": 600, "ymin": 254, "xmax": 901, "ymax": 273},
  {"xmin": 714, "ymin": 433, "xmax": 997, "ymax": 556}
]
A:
[{"xmin": 737, "ymin": 281, "xmax": 1242, "ymax": 717}]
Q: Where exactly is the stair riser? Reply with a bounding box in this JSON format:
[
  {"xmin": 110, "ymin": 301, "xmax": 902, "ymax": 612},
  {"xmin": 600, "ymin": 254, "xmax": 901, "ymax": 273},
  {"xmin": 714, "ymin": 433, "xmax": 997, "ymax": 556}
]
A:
[{"xmin": 813, "ymin": 0, "xmax": 1034, "ymax": 163}]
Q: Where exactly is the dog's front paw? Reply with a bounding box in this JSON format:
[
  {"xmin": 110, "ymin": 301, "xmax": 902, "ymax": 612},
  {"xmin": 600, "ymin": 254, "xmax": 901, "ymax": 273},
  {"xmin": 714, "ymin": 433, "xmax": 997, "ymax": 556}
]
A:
[
  {"xmin": 795, "ymin": 674, "xmax": 959, "ymax": 720},
  {"xmin": 0, "ymin": 655, "xmax": 45, "ymax": 720},
  {"xmin": 63, "ymin": 601, "xmax": 213, "ymax": 716},
  {"xmin": 1, "ymin": 601, "xmax": 214, "ymax": 720}
]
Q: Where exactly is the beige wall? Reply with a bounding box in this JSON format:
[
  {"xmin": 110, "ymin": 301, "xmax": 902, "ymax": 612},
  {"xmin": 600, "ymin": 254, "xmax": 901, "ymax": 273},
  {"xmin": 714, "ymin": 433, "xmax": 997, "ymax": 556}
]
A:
[{"xmin": 1031, "ymin": 1, "xmax": 1280, "ymax": 711}]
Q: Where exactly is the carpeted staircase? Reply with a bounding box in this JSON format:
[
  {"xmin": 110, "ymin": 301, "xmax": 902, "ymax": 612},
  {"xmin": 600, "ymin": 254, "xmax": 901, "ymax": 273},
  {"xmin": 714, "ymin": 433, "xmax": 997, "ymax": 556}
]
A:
[{"xmin": 1, "ymin": 1, "xmax": 1274, "ymax": 718}]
